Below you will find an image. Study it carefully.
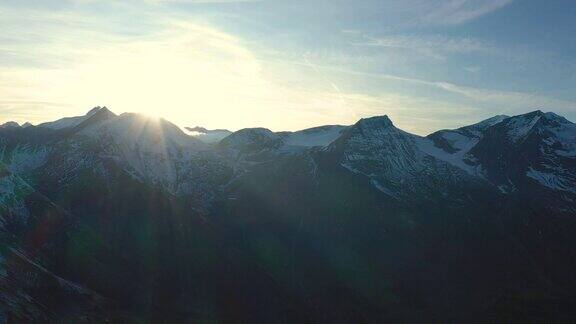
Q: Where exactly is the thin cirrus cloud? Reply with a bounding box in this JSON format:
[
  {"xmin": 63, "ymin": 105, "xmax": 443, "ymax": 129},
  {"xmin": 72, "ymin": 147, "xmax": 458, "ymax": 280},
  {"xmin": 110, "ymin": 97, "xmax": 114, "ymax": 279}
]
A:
[
  {"xmin": 281, "ymin": 58, "xmax": 576, "ymax": 125},
  {"xmin": 154, "ymin": 0, "xmax": 515, "ymax": 31},
  {"xmin": 356, "ymin": 34, "xmax": 496, "ymax": 61},
  {"xmin": 415, "ymin": 0, "xmax": 515, "ymax": 26}
]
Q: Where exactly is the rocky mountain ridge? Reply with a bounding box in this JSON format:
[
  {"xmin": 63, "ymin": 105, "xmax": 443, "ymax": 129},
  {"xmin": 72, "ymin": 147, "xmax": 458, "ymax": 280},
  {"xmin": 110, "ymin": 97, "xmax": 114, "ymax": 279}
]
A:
[{"xmin": 0, "ymin": 107, "xmax": 575, "ymax": 322}]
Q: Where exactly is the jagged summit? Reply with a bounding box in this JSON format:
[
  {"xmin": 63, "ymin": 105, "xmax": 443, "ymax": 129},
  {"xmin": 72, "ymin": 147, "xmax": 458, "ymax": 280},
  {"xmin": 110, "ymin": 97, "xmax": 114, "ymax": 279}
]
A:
[
  {"xmin": 82, "ymin": 106, "xmax": 115, "ymax": 120},
  {"xmin": 427, "ymin": 114, "xmax": 508, "ymax": 155},
  {"xmin": 86, "ymin": 106, "xmax": 105, "ymax": 116},
  {"xmin": 328, "ymin": 115, "xmax": 400, "ymax": 150},
  {"xmin": 520, "ymin": 109, "xmax": 567, "ymax": 120},
  {"xmin": 490, "ymin": 110, "xmax": 572, "ymax": 143},
  {"xmin": 464, "ymin": 110, "xmax": 575, "ymax": 195},
  {"xmin": 467, "ymin": 114, "xmax": 509, "ymax": 131},
  {"xmin": 508, "ymin": 109, "xmax": 570, "ymax": 125},
  {"xmin": 527, "ymin": 110, "xmax": 573, "ymax": 127},
  {"xmin": 427, "ymin": 110, "xmax": 572, "ymax": 157},
  {"xmin": 38, "ymin": 106, "xmax": 115, "ymax": 130},
  {"xmin": 83, "ymin": 111, "xmax": 202, "ymax": 148},
  {"xmin": 68, "ymin": 106, "xmax": 117, "ymax": 134},
  {"xmin": 326, "ymin": 116, "xmax": 404, "ymax": 151},
  {"xmin": 355, "ymin": 115, "xmax": 395, "ymax": 130},
  {"xmin": 86, "ymin": 106, "xmax": 116, "ymax": 120}
]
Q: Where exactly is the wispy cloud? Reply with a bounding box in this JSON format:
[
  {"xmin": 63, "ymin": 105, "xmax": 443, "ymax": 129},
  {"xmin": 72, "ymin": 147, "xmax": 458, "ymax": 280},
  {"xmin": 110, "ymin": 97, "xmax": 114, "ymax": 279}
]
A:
[
  {"xmin": 464, "ymin": 66, "xmax": 482, "ymax": 73},
  {"xmin": 282, "ymin": 58, "xmax": 576, "ymax": 122},
  {"xmin": 417, "ymin": 0, "xmax": 514, "ymax": 26},
  {"xmin": 434, "ymin": 81, "xmax": 576, "ymax": 114},
  {"xmin": 357, "ymin": 34, "xmax": 495, "ymax": 60}
]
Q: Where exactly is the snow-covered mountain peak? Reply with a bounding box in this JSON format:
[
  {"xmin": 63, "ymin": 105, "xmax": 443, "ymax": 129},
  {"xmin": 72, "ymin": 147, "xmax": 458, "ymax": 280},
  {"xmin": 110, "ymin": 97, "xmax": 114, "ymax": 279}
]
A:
[
  {"xmin": 328, "ymin": 115, "xmax": 403, "ymax": 150},
  {"xmin": 493, "ymin": 110, "xmax": 573, "ymax": 144},
  {"xmin": 469, "ymin": 114, "xmax": 509, "ymax": 131},
  {"xmin": 86, "ymin": 112, "xmax": 202, "ymax": 149},
  {"xmin": 464, "ymin": 110, "xmax": 575, "ymax": 196},
  {"xmin": 64, "ymin": 112, "xmax": 217, "ymax": 198},
  {"xmin": 327, "ymin": 115, "xmax": 404, "ymax": 152},
  {"xmin": 215, "ymin": 125, "xmax": 348, "ymax": 159},
  {"xmin": 220, "ymin": 127, "xmax": 278, "ymax": 149},
  {"xmin": 326, "ymin": 115, "xmax": 485, "ymax": 198},
  {"xmin": 282, "ymin": 125, "xmax": 348, "ymax": 148},
  {"xmin": 427, "ymin": 115, "xmax": 510, "ymax": 156},
  {"xmin": 538, "ymin": 111, "xmax": 573, "ymax": 127},
  {"xmin": 9, "ymin": 108, "xmax": 576, "ymax": 202},
  {"xmin": 39, "ymin": 106, "xmax": 115, "ymax": 130},
  {"xmin": 498, "ymin": 111, "xmax": 545, "ymax": 142}
]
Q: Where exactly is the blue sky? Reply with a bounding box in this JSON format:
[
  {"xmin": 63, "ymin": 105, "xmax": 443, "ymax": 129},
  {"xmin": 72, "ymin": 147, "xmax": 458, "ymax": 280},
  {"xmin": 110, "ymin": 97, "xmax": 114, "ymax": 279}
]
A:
[{"xmin": 0, "ymin": 0, "xmax": 575, "ymax": 134}]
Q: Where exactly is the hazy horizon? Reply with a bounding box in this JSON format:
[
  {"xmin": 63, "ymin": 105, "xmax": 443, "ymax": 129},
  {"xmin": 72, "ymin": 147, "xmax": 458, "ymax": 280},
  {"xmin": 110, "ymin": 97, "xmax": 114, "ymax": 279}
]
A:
[
  {"xmin": 1, "ymin": 0, "xmax": 575, "ymax": 135},
  {"xmin": 7, "ymin": 105, "xmax": 575, "ymax": 136}
]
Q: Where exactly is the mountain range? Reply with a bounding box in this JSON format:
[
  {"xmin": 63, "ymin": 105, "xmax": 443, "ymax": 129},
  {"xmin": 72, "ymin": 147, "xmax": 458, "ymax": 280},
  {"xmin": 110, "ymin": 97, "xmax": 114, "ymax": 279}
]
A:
[{"xmin": 0, "ymin": 107, "xmax": 575, "ymax": 322}]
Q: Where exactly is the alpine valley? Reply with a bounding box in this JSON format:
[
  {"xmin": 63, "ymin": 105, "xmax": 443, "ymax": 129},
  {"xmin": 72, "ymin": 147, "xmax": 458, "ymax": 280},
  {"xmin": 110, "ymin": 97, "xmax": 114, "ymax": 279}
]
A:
[{"xmin": 0, "ymin": 107, "xmax": 575, "ymax": 323}]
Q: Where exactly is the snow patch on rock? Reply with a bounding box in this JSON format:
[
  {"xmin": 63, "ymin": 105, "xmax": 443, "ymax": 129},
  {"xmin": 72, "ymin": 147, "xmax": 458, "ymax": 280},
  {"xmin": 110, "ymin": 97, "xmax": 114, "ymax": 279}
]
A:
[
  {"xmin": 527, "ymin": 167, "xmax": 576, "ymax": 193},
  {"xmin": 284, "ymin": 125, "xmax": 347, "ymax": 147}
]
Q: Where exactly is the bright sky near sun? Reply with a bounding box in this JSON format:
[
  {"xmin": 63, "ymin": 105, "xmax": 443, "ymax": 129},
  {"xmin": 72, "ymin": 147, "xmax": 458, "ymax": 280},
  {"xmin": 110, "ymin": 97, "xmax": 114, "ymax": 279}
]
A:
[{"xmin": 1, "ymin": 0, "xmax": 575, "ymax": 134}]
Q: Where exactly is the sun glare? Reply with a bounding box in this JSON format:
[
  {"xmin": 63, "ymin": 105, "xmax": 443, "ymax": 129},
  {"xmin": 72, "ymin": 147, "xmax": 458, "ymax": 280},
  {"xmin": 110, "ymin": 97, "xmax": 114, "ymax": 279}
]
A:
[
  {"xmin": 47, "ymin": 23, "xmax": 271, "ymax": 129},
  {"xmin": 3, "ymin": 18, "xmax": 359, "ymax": 132}
]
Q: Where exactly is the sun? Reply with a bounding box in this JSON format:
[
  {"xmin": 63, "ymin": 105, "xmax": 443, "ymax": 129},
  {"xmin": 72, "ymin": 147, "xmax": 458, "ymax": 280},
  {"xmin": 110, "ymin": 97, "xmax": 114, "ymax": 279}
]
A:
[
  {"xmin": 56, "ymin": 23, "xmax": 269, "ymax": 130},
  {"xmin": 13, "ymin": 21, "xmax": 357, "ymax": 132}
]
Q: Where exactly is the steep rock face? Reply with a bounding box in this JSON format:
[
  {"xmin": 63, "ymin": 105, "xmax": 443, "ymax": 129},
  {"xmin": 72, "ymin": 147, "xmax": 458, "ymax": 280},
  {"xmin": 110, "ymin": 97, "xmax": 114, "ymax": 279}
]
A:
[
  {"xmin": 469, "ymin": 111, "xmax": 576, "ymax": 212},
  {"xmin": 427, "ymin": 114, "xmax": 508, "ymax": 155},
  {"xmin": 38, "ymin": 106, "xmax": 108, "ymax": 130},
  {"xmin": 80, "ymin": 113, "xmax": 210, "ymax": 194},
  {"xmin": 0, "ymin": 144, "xmax": 51, "ymax": 226},
  {"xmin": 327, "ymin": 116, "xmax": 483, "ymax": 199},
  {"xmin": 426, "ymin": 111, "xmax": 576, "ymax": 210},
  {"xmin": 329, "ymin": 116, "xmax": 420, "ymax": 193},
  {"xmin": 474, "ymin": 111, "xmax": 575, "ymax": 188},
  {"xmin": 62, "ymin": 109, "xmax": 231, "ymax": 209}
]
